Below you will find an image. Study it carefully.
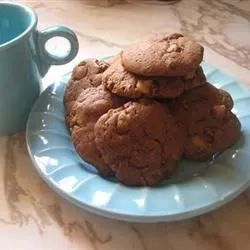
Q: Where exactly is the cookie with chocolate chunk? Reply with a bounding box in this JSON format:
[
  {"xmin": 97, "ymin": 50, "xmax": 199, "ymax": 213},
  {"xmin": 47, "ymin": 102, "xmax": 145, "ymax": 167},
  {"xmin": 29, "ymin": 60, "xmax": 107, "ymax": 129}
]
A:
[
  {"xmin": 68, "ymin": 85, "xmax": 126, "ymax": 176},
  {"xmin": 121, "ymin": 33, "xmax": 204, "ymax": 78},
  {"xmin": 94, "ymin": 100, "xmax": 185, "ymax": 186},
  {"xmin": 102, "ymin": 57, "xmax": 206, "ymax": 99},
  {"xmin": 64, "ymin": 59, "xmax": 109, "ymax": 112},
  {"xmin": 169, "ymin": 83, "xmax": 241, "ymax": 160}
]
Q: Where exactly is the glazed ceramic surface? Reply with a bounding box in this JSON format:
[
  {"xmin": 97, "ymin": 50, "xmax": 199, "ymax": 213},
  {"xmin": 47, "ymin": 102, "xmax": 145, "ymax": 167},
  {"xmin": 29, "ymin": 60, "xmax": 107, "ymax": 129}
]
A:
[
  {"xmin": 0, "ymin": 2, "xmax": 78, "ymax": 135},
  {"xmin": 26, "ymin": 62, "xmax": 250, "ymax": 222}
]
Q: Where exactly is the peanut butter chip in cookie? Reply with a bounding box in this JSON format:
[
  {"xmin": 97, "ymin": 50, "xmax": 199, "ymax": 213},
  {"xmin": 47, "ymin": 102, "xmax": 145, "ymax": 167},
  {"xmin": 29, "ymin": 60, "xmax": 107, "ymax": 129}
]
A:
[{"xmin": 136, "ymin": 80, "xmax": 152, "ymax": 94}]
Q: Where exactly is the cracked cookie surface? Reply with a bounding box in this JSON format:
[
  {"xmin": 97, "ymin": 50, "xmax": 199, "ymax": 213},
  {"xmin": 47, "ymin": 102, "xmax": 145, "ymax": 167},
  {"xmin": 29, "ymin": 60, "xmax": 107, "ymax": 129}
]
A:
[
  {"xmin": 121, "ymin": 33, "xmax": 204, "ymax": 77},
  {"xmin": 169, "ymin": 83, "xmax": 241, "ymax": 160},
  {"xmin": 94, "ymin": 100, "xmax": 185, "ymax": 186},
  {"xmin": 102, "ymin": 57, "xmax": 206, "ymax": 99}
]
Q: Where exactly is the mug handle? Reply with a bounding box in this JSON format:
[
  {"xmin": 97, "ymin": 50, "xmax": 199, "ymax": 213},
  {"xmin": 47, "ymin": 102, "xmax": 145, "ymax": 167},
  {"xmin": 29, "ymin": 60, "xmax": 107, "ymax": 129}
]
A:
[{"xmin": 37, "ymin": 26, "xmax": 79, "ymax": 76}]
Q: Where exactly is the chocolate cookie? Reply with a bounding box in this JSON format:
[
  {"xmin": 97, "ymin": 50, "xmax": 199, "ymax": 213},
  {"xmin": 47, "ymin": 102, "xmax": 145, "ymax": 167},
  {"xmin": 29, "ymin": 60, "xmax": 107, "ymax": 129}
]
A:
[
  {"xmin": 94, "ymin": 100, "xmax": 185, "ymax": 186},
  {"xmin": 64, "ymin": 59, "xmax": 109, "ymax": 112},
  {"xmin": 121, "ymin": 33, "xmax": 204, "ymax": 78},
  {"xmin": 169, "ymin": 83, "xmax": 241, "ymax": 160},
  {"xmin": 68, "ymin": 85, "xmax": 126, "ymax": 176},
  {"xmin": 102, "ymin": 57, "xmax": 206, "ymax": 99}
]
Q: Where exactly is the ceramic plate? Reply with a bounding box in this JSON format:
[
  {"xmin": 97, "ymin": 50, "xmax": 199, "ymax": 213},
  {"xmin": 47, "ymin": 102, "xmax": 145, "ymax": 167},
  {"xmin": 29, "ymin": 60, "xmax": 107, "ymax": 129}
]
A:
[{"xmin": 26, "ymin": 62, "xmax": 250, "ymax": 222}]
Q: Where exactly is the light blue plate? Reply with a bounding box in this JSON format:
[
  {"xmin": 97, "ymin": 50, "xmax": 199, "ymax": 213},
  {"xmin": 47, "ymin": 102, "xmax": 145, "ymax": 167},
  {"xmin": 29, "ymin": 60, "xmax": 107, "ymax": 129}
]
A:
[{"xmin": 26, "ymin": 62, "xmax": 250, "ymax": 222}]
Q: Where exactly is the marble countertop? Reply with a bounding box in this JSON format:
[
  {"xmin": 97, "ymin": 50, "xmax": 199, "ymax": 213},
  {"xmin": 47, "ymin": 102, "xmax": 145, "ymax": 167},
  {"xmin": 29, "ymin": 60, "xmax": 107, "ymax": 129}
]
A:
[{"xmin": 1, "ymin": 0, "xmax": 250, "ymax": 249}]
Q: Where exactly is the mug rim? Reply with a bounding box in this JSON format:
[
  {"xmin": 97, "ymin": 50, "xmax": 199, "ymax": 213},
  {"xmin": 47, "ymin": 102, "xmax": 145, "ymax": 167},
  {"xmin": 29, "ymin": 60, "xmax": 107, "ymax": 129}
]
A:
[{"xmin": 0, "ymin": 2, "xmax": 37, "ymax": 51}]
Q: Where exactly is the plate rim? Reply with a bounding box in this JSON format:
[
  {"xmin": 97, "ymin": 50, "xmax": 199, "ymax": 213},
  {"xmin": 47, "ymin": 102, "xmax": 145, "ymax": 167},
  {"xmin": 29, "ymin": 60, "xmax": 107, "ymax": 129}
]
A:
[{"xmin": 26, "ymin": 61, "xmax": 250, "ymax": 223}]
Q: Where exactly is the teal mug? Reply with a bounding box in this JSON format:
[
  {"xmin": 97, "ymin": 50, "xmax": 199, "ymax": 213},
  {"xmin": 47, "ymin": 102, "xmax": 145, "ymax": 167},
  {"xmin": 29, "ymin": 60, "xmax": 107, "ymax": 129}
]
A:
[{"xmin": 0, "ymin": 2, "xmax": 79, "ymax": 135}]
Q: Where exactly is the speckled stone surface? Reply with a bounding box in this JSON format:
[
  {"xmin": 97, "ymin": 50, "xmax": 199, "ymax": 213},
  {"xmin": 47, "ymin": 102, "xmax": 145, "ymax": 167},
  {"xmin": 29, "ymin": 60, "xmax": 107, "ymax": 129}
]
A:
[{"xmin": 1, "ymin": 0, "xmax": 250, "ymax": 249}]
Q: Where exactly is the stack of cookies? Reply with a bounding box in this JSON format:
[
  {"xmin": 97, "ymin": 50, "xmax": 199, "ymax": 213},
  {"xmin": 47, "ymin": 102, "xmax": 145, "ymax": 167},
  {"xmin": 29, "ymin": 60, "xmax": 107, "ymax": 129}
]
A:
[
  {"xmin": 64, "ymin": 33, "xmax": 241, "ymax": 186},
  {"xmin": 103, "ymin": 33, "xmax": 206, "ymax": 100}
]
